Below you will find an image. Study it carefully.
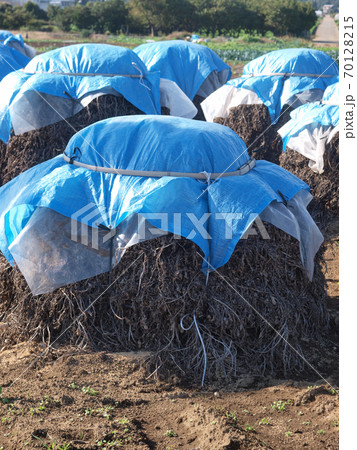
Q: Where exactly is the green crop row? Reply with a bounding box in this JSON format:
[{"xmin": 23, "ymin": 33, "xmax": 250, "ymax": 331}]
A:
[{"xmin": 211, "ymin": 47, "xmax": 338, "ymax": 63}]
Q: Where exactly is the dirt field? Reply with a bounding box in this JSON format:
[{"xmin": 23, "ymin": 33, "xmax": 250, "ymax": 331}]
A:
[{"xmin": 0, "ymin": 342, "xmax": 339, "ymax": 449}]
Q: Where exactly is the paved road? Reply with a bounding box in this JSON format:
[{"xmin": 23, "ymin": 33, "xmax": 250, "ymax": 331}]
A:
[{"xmin": 313, "ymin": 15, "xmax": 339, "ymax": 45}]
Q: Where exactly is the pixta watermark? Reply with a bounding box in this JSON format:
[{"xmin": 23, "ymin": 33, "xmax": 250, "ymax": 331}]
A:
[{"xmin": 71, "ymin": 203, "xmax": 270, "ymax": 250}]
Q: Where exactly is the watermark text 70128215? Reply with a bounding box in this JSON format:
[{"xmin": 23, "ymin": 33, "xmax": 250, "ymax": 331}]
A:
[{"xmin": 344, "ymin": 16, "xmax": 355, "ymax": 139}]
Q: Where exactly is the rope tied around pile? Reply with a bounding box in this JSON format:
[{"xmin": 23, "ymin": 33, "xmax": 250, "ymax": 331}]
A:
[
  {"xmin": 246, "ymin": 72, "xmax": 335, "ymax": 78},
  {"xmin": 68, "ymin": 146, "xmax": 82, "ymax": 164},
  {"xmin": 321, "ymin": 101, "xmax": 339, "ymax": 106},
  {"xmin": 63, "ymin": 153, "xmax": 256, "ymax": 180},
  {"xmin": 24, "ymin": 61, "xmax": 145, "ymax": 79},
  {"xmin": 22, "ymin": 62, "xmax": 151, "ymax": 90}
]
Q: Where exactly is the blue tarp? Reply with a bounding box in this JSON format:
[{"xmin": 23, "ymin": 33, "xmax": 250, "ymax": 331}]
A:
[
  {"xmin": 0, "ymin": 30, "xmax": 36, "ymax": 59},
  {"xmin": 1, "ymin": 32, "xmax": 24, "ymax": 48},
  {"xmin": 134, "ymin": 40, "xmax": 231, "ymax": 100},
  {"xmin": 0, "ymin": 30, "xmax": 14, "ymax": 42},
  {"xmin": 323, "ymin": 79, "xmax": 339, "ymax": 104},
  {"xmin": 2, "ymin": 34, "xmax": 25, "ymax": 51},
  {"xmin": 0, "ymin": 42, "xmax": 30, "ymax": 81},
  {"xmin": 279, "ymin": 81, "xmax": 339, "ymax": 151},
  {"xmin": 0, "ymin": 43, "xmax": 162, "ymax": 143},
  {"xmin": 0, "ymin": 116, "xmax": 323, "ymax": 293},
  {"xmin": 227, "ymin": 48, "xmax": 338, "ymax": 122}
]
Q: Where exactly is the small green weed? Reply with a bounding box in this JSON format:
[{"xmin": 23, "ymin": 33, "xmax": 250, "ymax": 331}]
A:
[
  {"xmin": 42, "ymin": 395, "xmax": 59, "ymax": 407},
  {"xmin": 118, "ymin": 416, "xmax": 129, "ymax": 425},
  {"xmin": 271, "ymin": 399, "xmax": 292, "ymax": 412},
  {"xmin": 225, "ymin": 410, "xmax": 237, "ymax": 421},
  {"xmin": 82, "ymin": 386, "xmax": 99, "ymax": 396},
  {"xmin": 96, "ymin": 439, "xmax": 123, "ymax": 448},
  {"xmin": 30, "ymin": 396, "xmax": 59, "ymax": 415},
  {"xmin": 33, "ymin": 436, "xmax": 71, "ymax": 449},
  {"xmin": 97, "ymin": 406, "xmax": 114, "ymax": 420},
  {"xmin": 7, "ymin": 403, "xmax": 17, "ymax": 415},
  {"xmin": 164, "ymin": 430, "xmax": 178, "ymax": 437},
  {"xmin": 84, "ymin": 406, "xmax": 113, "ymax": 420}
]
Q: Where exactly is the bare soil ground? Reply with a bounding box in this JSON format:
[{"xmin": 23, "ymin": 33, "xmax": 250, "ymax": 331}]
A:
[
  {"xmin": 227, "ymin": 63, "xmax": 244, "ymax": 78},
  {"xmin": 0, "ymin": 343, "xmax": 339, "ymax": 449}
]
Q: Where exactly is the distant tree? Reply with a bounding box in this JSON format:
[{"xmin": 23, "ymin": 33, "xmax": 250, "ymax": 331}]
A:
[
  {"xmin": 0, "ymin": 1, "xmax": 48, "ymax": 29},
  {"xmin": 210, "ymin": 0, "xmax": 264, "ymax": 35},
  {"xmin": 91, "ymin": 0, "xmax": 128, "ymax": 34},
  {"xmin": 129, "ymin": 0, "xmax": 167, "ymax": 36},
  {"xmin": 0, "ymin": 3, "xmax": 13, "ymax": 29},
  {"xmin": 0, "ymin": 2, "xmax": 12, "ymax": 16},
  {"xmin": 70, "ymin": 5, "xmax": 95, "ymax": 31},
  {"xmin": 50, "ymin": 6, "xmax": 75, "ymax": 31},
  {"xmin": 240, "ymin": 0, "xmax": 268, "ymax": 32},
  {"xmin": 0, "ymin": 0, "xmax": 319, "ymax": 38},
  {"xmin": 47, "ymin": 4, "xmax": 61, "ymax": 21},
  {"xmin": 164, "ymin": 0, "xmax": 195, "ymax": 32},
  {"xmin": 23, "ymin": 1, "xmax": 48, "ymax": 21},
  {"xmin": 259, "ymin": 0, "xmax": 316, "ymax": 35},
  {"xmin": 189, "ymin": 0, "xmax": 213, "ymax": 34},
  {"xmin": 0, "ymin": 5, "xmax": 28, "ymax": 29},
  {"xmin": 294, "ymin": 1, "xmax": 316, "ymax": 34}
]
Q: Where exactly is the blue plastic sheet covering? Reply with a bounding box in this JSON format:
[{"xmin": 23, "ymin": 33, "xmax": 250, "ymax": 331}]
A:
[
  {"xmin": 0, "ymin": 42, "xmax": 30, "ymax": 81},
  {"xmin": 1, "ymin": 33, "xmax": 24, "ymax": 48},
  {"xmin": 226, "ymin": 48, "xmax": 338, "ymax": 121},
  {"xmin": 134, "ymin": 40, "xmax": 231, "ymax": 100},
  {"xmin": 322, "ymin": 79, "xmax": 339, "ymax": 104},
  {"xmin": 278, "ymin": 81, "xmax": 339, "ymax": 151},
  {"xmin": 0, "ymin": 116, "xmax": 323, "ymax": 294},
  {"xmin": 0, "ymin": 43, "xmax": 162, "ymax": 143},
  {"xmin": 0, "ymin": 31, "xmax": 36, "ymax": 58},
  {"xmin": 0, "ymin": 30, "xmax": 14, "ymax": 42}
]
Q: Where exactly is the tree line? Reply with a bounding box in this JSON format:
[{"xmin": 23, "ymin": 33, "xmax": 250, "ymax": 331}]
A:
[{"xmin": 0, "ymin": 0, "xmax": 317, "ymax": 37}]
